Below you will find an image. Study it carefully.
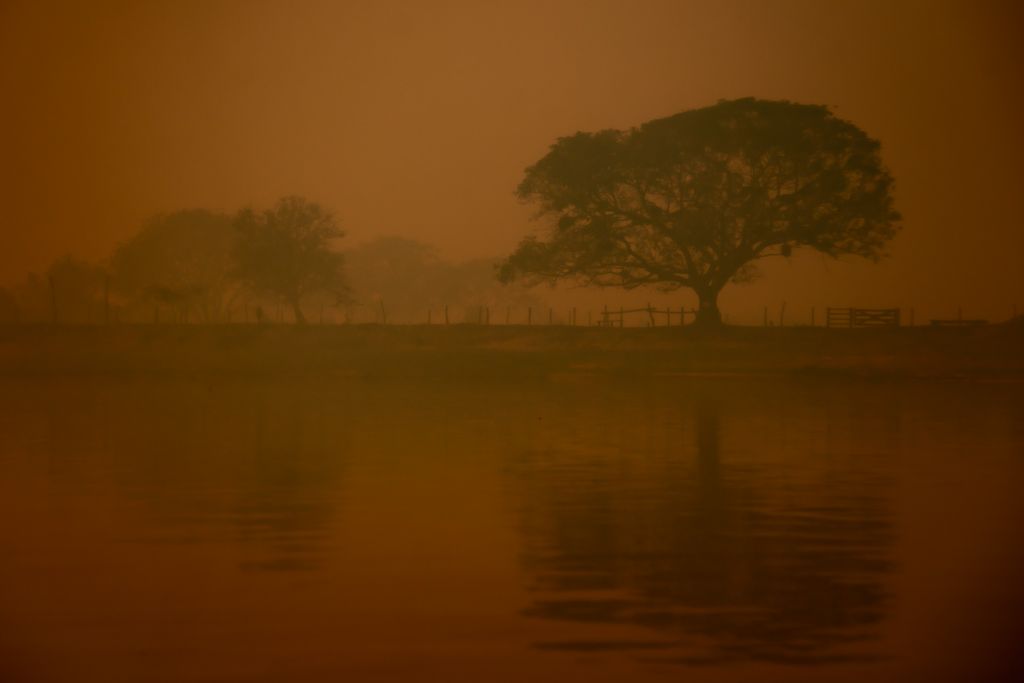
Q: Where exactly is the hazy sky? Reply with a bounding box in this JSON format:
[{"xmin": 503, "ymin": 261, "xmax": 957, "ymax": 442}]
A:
[{"xmin": 2, "ymin": 0, "xmax": 1022, "ymax": 320}]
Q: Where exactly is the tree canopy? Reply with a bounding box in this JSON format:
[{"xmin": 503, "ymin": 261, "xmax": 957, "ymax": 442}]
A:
[
  {"xmin": 500, "ymin": 98, "xmax": 900, "ymax": 324},
  {"xmin": 233, "ymin": 196, "xmax": 347, "ymax": 324}
]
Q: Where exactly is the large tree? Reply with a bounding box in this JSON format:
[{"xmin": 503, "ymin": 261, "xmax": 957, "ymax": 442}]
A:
[
  {"xmin": 233, "ymin": 196, "xmax": 347, "ymax": 324},
  {"xmin": 500, "ymin": 98, "xmax": 900, "ymax": 325}
]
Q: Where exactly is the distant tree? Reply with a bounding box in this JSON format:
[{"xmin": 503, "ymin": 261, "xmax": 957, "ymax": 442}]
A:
[
  {"xmin": 346, "ymin": 237, "xmax": 441, "ymax": 299},
  {"xmin": 110, "ymin": 209, "xmax": 237, "ymax": 322},
  {"xmin": 343, "ymin": 237, "xmax": 441, "ymax": 322},
  {"xmin": 10, "ymin": 274, "xmax": 49, "ymax": 323},
  {"xmin": 233, "ymin": 196, "xmax": 347, "ymax": 324},
  {"xmin": 46, "ymin": 256, "xmax": 106, "ymax": 323},
  {"xmin": 9, "ymin": 257, "xmax": 106, "ymax": 323},
  {"xmin": 500, "ymin": 98, "xmax": 900, "ymax": 325},
  {"xmin": 344, "ymin": 236, "xmax": 540, "ymax": 323},
  {"xmin": 0, "ymin": 287, "xmax": 20, "ymax": 323},
  {"xmin": 438, "ymin": 257, "xmax": 540, "ymax": 323}
]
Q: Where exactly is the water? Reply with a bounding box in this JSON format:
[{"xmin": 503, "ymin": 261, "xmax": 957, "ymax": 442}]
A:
[{"xmin": 1, "ymin": 376, "xmax": 1022, "ymax": 682}]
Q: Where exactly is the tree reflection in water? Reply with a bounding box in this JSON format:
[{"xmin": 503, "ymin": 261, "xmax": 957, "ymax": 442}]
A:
[
  {"xmin": 511, "ymin": 385, "xmax": 895, "ymax": 665},
  {"xmin": 100, "ymin": 379, "xmax": 351, "ymax": 573}
]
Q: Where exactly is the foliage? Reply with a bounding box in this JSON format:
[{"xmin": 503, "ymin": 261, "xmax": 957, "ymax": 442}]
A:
[
  {"xmin": 233, "ymin": 196, "xmax": 347, "ymax": 324},
  {"xmin": 110, "ymin": 209, "xmax": 237, "ymax": 321},
  {"xmin": 500, "ymin": 98, "xmax": 900, "ymax": 324},
  {"xmin": 344, "ymin": 236, "xmax": 539, "ymax": 323}
]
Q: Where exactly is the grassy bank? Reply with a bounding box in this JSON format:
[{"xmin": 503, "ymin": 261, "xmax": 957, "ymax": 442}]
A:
[{"xmin": 1, "ymin": 322, "xmax": 1022, "ymax": 380}]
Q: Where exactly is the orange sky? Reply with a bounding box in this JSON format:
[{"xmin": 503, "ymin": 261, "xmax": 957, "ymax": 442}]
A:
[{"xmin": 1, "ymin": 0, "xmax": 1022, "ymax": 321}]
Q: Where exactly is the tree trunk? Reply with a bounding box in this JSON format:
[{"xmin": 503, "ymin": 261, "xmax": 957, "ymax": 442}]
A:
[
  {"xmin": 694, "ymin": 287, "xmax": 722, "ymax": 326},
  {"xmin": 291, "ymin": 298, "xmax": 307, "ymax": 325}
]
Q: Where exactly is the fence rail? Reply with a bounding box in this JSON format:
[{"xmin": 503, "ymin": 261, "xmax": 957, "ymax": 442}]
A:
[
  {"xmin": 929, "ymin": 319, "xmax": 987, "ymax": 327},
  {"xmin": 598, "ymin": 305, "xmax": 698, "ymax": 327},
  {"xmin": 826, "ymin": 307, "xmax": 901, "ymax": 328},
  {"xmin": 13, "ymin": 298, "xmax": 1008, "ymax": 328}
]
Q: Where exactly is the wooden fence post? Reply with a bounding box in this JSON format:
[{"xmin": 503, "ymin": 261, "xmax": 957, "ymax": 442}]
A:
[
  {"xmin": 444, "ymin": 305, "xmax": 449, "ymax": 325},
  {"xmin": 48, "ymin": 275, "xmax": 57, "ymax": 323},
  {"xmin": 528, "ymin": 307, "xmax": 532, "ymax": 325},
  {"xmin": 780, "ymin": 302, "xmax": 786, "ymax": 327}
]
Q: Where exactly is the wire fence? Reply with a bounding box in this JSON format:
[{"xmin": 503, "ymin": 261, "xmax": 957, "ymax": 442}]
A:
[{"xmin": 10, "ymin": 286, "xmax": 1020, "ymax": 328}]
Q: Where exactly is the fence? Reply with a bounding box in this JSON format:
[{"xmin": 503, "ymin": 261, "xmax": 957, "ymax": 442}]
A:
[
  {"xmin": 826, "ymin": 307, "xmax": 901, "ymax": 328},
  {"xmin": 422, "ymin": 304, "xmax": 699, "ymax": 327},
  {"xmin": 13, "ymin": 295, "xmax": 1011, "ymax": 328},
  {"xmin": 597, "ymin": 305, "xmax": 698, "ymax": 327}
]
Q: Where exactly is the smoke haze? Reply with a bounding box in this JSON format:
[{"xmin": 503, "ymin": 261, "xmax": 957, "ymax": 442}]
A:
[{"xmin": 2, "ymin": 0, "xmax": 1022, "ymax": 320}]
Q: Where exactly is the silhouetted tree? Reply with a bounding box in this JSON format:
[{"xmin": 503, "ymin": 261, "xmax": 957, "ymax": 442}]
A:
[
  {"xmin": 233, "ymin": 196, "xmax": 347, "ymax": 324},
  {"xmin": 500, "ymin": 98, "xmax": 900, "ymax": 325},
  {"xmin": 110, "ymin": 209, "xmax": 237, "ymax": 322}
]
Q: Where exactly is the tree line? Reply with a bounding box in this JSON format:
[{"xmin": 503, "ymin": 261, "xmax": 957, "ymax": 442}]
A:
[
  {"xmin": 2, "ymin": 98, "xmax": 900, "ymax": 326},
  {"xmin": 1, "ymin": 197, "xmax": 345, "ymax": 324},
  {"xmin": 0, "ymin": 197, "xmax": 535, "ymax": 325}
]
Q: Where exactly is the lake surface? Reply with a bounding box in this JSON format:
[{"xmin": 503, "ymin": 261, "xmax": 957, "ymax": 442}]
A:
[{"xmin": 1, "ymin": 376, "xmax": 1022, "ymax": 682}]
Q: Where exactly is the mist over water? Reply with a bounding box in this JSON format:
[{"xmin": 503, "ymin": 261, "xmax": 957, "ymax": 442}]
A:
[{"xmin": 2, "ymin": 376, "xmax": 1021, "ymax": 682}]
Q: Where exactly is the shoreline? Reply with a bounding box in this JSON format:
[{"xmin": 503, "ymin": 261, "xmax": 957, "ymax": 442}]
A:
[{"xmin": 1, "ymin": 323, "xmax": 1022, "ymax": 381}]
